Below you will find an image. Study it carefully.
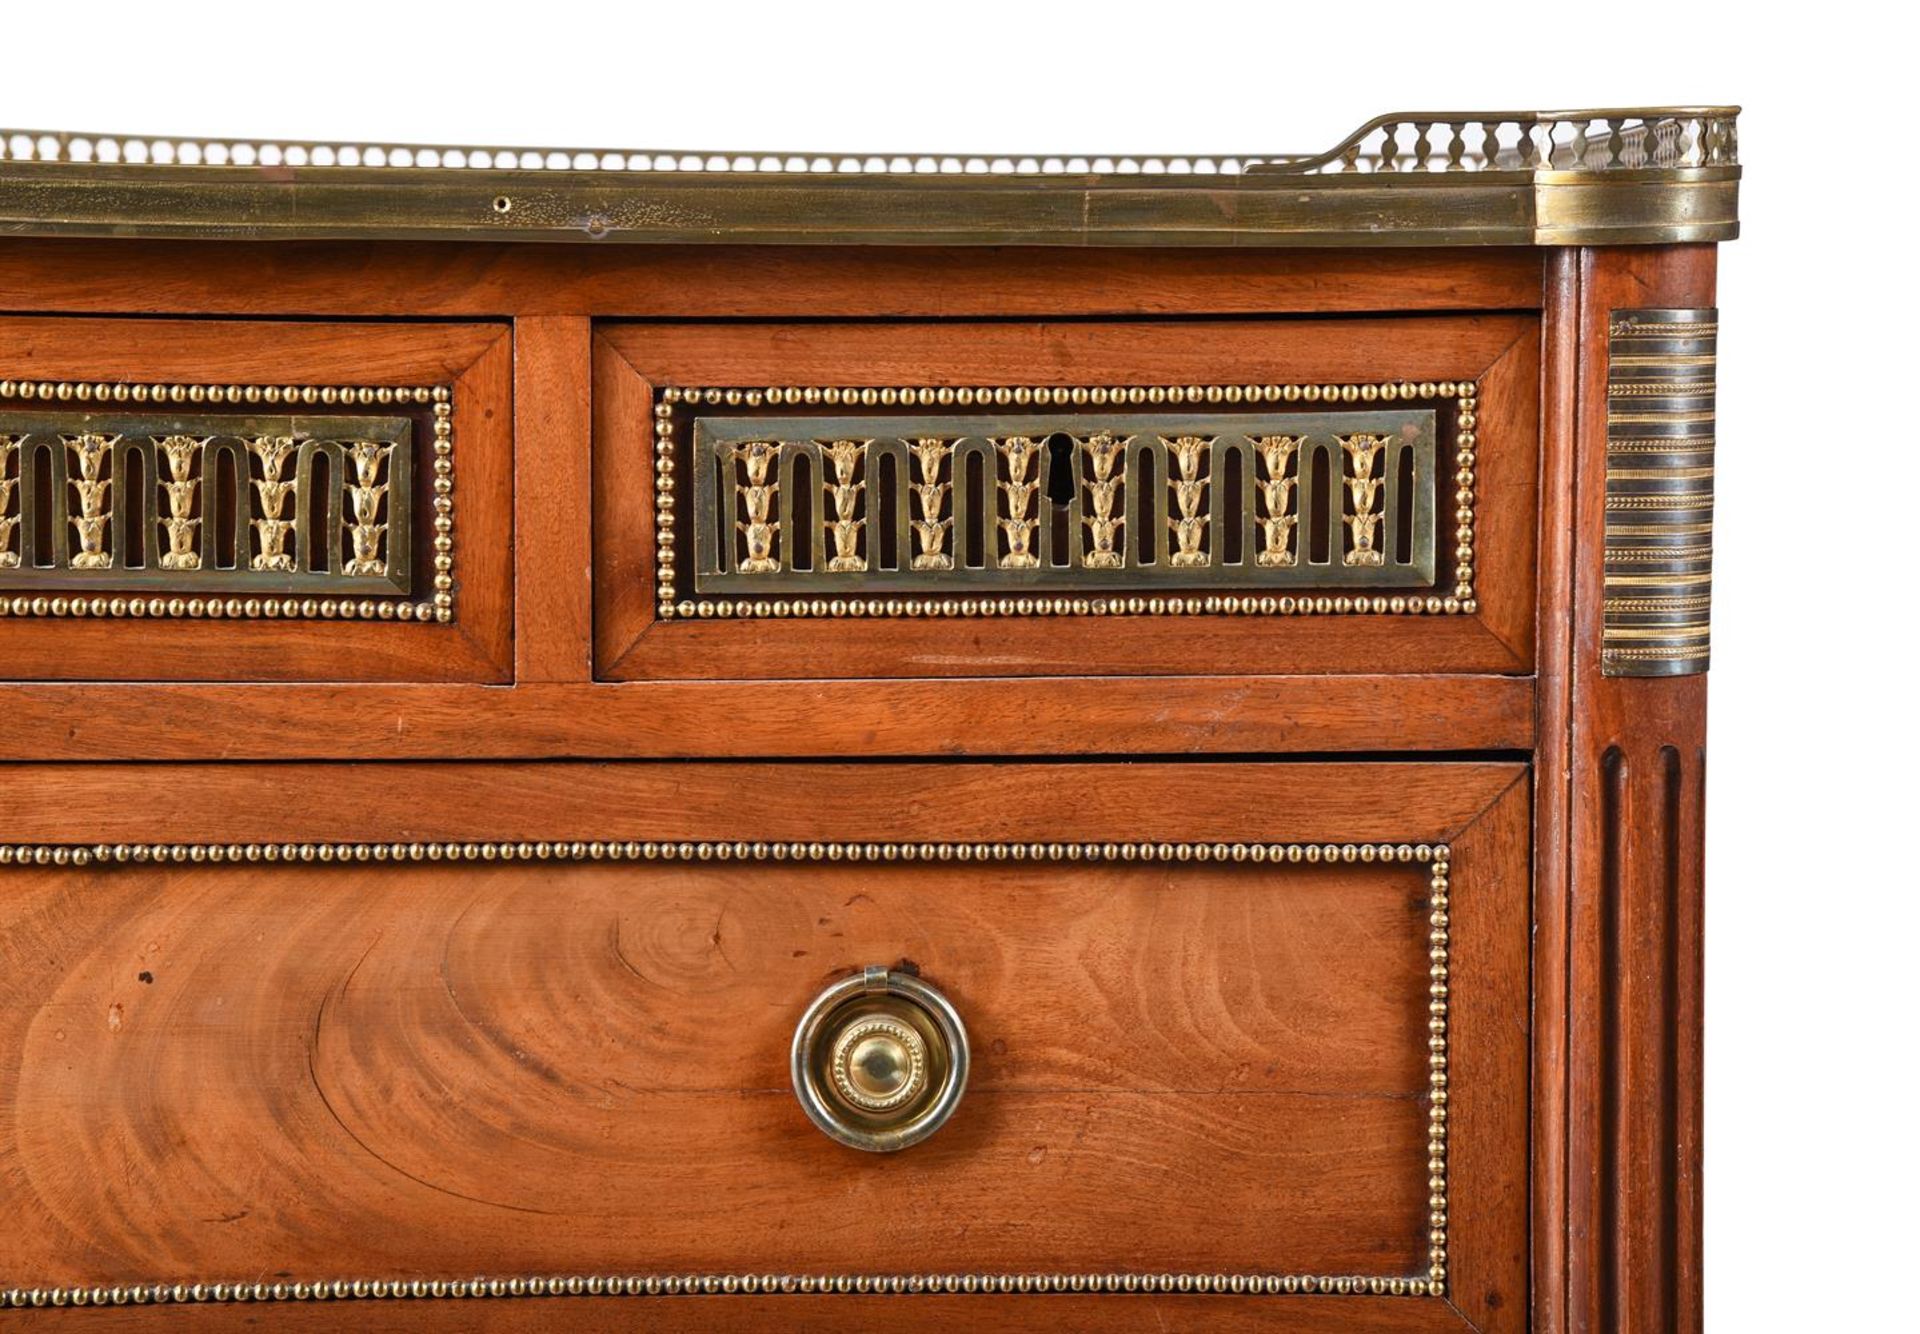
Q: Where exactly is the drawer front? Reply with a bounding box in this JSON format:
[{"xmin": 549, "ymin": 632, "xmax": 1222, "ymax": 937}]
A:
[
  {"xmin": 0, "ymin": 761, "xmax": 1527, "ymax": 1328},
  {"xmin": 595, "ymin": 319, "xmax": 1537, "ymax": 681},
  {"xmin": 0, "ymin": 317, "xmax": 511, "ymax": 682}
]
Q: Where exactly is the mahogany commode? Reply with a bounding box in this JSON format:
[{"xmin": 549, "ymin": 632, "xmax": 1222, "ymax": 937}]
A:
[{"xmin": 0, "ymin": 109, "xmax": 1740, "ymax": 1332}]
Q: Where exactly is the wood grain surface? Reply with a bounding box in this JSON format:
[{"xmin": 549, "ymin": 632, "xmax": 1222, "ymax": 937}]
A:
[
  {"xmin": 1531, "ymin": 246, "xmax": 1583, "ymax": 1334},
  {"xmin": 512, "ymin": 316, "xmax": 594, "ymax": 683},
  {"xmin": 0, "ymin": 240, "xmax": 1545, "ymax": 320},
  {"xmin": 0, "ymin": 759, "xmax": 1522, "ymax": 846},
  {"xmin": 2, "ymin": 859, "xmax": 1429, "ymax": 1278},
  {"xmin": 0, "ymin": 675, "xmax": 1536, "ymax": 762}
]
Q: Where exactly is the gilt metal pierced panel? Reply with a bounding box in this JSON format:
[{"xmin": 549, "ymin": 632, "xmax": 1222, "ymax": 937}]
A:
[
  {"xmin": 0, "ymin": 409, "xmax": 413, "ymax": 600},
  {"xmin": 683, "ymin": 407, "xmax": 1441, "ymax": 601}
]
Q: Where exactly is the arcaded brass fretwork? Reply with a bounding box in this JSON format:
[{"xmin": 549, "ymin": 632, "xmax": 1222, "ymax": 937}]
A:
[
  {"xmin": 1, "ymin": 412, "xmax": 408, "ymax": 596},
  {"xmin": 666, "ymin": 384, "xmax": 1478, "ymax": 619},
  {"xmin": 0, "ymin": 380, "xmax": 456, "ymax": 622},
  {"xmin": 0, "ymin": 837, "xmax": 1450, "ymax": 1308},
  {"xmin": 1603, "ymin": 310, "xmax": 1718, "ymax": 675}
]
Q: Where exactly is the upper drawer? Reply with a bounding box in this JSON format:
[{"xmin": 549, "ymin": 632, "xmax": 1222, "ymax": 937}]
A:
[
  {"xmin": 595, "ymin": 318, "xmax": 1537, "ymax": 681},
  {"xmin": 0, "ymin": 759, "xmax": 1526, "ymax": 1326},
  {"xmin": 0, "ymin": 317, "xmax": 510, "ymax": 682}
]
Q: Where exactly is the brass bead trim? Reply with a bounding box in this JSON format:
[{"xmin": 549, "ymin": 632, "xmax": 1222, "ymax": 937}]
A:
[
  {"xmin": 1426, "ymin": 857, "xmax": 1451, "ymax": 1287},
  {"xmin": 0, "ymin": 1270, "xmax": 1444, "ymax": 1307},
  {"xmin": 0, "ymin": 839, "xmax": 1445, "ymax": 868},
  {"xmin": 0, "ymin": 380, "xmax": 455, "ymax": 623},
  {"xmin": 0, "ymin": 840, "xmax": 1449, "ymax": 1303},
  {"xmin": 1607, "ymin": 437, "xmax": 1714, "ymax": 454},
  {"xmin": 653, "ymin": 382, "xmax": 1478, "ymax": 621}
]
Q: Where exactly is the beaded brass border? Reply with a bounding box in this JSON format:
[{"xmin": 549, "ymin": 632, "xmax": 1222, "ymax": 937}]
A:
[
  {"xmin": 0, "ymin": 838, "xmax": 1450, "ymax": 1309},
  {"xmin": 652, "ymin": 382, "xmax": 1478, "ymax": 621},
  {"xmin": 0, "ymin": 379, "xmax": 455, "ymax": 623}
]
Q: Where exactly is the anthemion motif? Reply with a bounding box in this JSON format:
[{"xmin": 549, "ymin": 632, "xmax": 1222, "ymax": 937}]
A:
[
  {"xmin": 1341, "ymin": 433, "xmax": 1390, "ymax": 567},
  {"xmin": 0, "ymin": 382, "xmax": 455, "ymax": 621},
  {"xmin": 0, "ymin": 434, "xmax": 18, "ymax": 569},
  {"xmin": 908, "ymin": 437, "xmax": 954, "ymax": 571},
  {"xmin": 657, "ymin": 383, "xmax": 1480, "ymax": 620},
  {"xmin": 1252, "ymin": 434, "xmax": 1302, "ymax": 568}
]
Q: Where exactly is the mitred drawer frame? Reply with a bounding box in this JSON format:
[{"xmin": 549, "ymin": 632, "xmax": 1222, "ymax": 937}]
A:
[
  {"xmin": 0, "ymin": 317, "xmax": 512, "ymax": 683},
  {"xmin": 593, "ymin": 318, "xmax": 1537, "ymax": 681}
]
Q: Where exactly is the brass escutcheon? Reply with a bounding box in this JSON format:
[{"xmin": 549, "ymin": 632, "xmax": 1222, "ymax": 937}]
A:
[{"xmin": 791, "ymin": 966, "xmax": 969, "ymax": 1152}]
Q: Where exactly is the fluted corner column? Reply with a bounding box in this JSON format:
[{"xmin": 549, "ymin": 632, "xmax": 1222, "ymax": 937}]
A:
[{"xmin": 1550, "ymin": 244, "xmax": 1717, "ymax": 1334}]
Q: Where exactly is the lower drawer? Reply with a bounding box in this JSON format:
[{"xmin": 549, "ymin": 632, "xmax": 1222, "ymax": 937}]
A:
[{"xmin": 0, "ymin": 761, "xmax": 1528, "ymax": 1329}]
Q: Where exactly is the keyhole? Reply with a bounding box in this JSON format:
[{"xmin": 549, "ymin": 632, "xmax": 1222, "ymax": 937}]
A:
[{"xmin": 1044, "ymin": 432, "xmax": 1076, "ymax": 506}]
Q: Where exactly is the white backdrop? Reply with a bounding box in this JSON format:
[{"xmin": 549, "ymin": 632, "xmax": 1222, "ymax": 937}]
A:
[{"xmin": 10, "ymin": 5, "xmax": 1913, "ymax": 1327}]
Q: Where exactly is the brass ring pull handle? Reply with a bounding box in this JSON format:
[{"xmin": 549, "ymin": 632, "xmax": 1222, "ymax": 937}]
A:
[{"xmin": 790, "ymin": 966, "xmax": 969, "ymax": 1152}]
